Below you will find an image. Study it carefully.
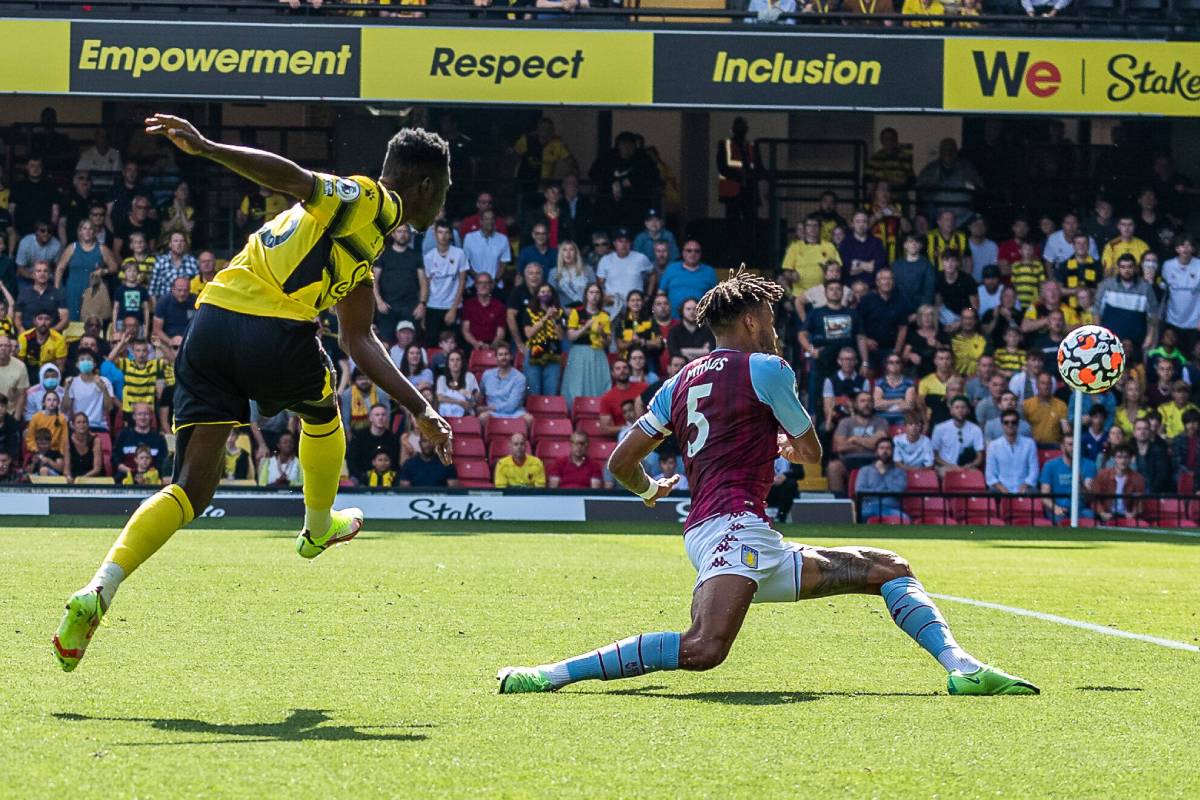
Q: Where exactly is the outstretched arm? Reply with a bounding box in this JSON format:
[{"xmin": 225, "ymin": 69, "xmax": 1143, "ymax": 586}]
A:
[
  {"xmin": 145, "ymin": 114, "xmax": 314, "ymax": 200},
  {"xmin": 336, "ymin": 283, "xmax": 452, "ymax": 464},
  {"xmin": 608, "ymin": 427, "xmax": 678, "ymax": 507}
]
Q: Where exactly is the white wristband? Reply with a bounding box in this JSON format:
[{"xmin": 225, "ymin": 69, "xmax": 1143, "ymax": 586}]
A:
[{"xmin": 635, "ymin": 479, "xmax": 659, "ymax": 501}]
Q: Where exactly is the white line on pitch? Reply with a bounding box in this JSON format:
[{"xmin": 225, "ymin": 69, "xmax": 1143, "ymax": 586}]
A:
[
  {"xmin": 1102, "ymin": 525, "xmax": 1200, "ymax": 539},
  {"xmin": 929, "ymin": 593, "xmax": 1200, "ymax": 653}
]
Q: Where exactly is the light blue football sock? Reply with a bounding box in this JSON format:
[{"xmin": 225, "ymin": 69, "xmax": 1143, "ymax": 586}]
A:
[
  {"xmin": 542, "ymin": 631, "xmax": 681, "ymax": 688},
  {"xmin": 881, "ymin": 577, "xmax": 985, "ymax": 674}
]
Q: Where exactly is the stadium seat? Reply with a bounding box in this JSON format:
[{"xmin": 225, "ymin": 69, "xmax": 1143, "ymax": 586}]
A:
[
  {"xmin": 906, "ymin": 469, "xmax": 940, "ymax": 493},
  {"xmin": 866, "ymin": 516, "xmax": 906, "ymax": 525},
  {"xmin": 536, "ymin": 439, "xmax": 572, "ymax": 462},
  {"xmin": 97, "ymin": 432, "xmax": 113, "ymax": 477},
  {"xmin": 1032, "ymin": 517, "xmax": 1054, "ymax": 527},
  {"xmin": 485, "ymin": 417, "xmax": 527, "ymax": 440},
  {"xmin": 448, "ymin": 416, "xmax": 481, "ymax": 438},
  {"xmin": 456, "ymin": 459, "xmax": 493, "ymax": 488},
  {"xmin": 1001, "ymin": 496, "xmax": 1038, "ymax": 524},
  {"xmin": 904, "ymin": 496, "xmax": 951, "ymax": 521},
  {"xmin": 1178, "ymin": 472, "xmax": 1194, "ymax": 495},
  {"xmin": 531, "ymin": 417, "xmax": 573, "ymax": 442},
  {"xmin": 1112, "ymin": 517, "xmax": 1151, "ymax": 528},
  {"xmin": 576, "ymin": 418, "xmax": 607, "ymax": 439},
  {"xmin": 847, "ymin": 468, "xmax": 859, "ymax": 502},
  {"xmin": 1037, "ymin": 449, "xmax": 1062, "ymax": 468},
  {"xmin": 587, "ymin": 439, "xmax": 617, "ymax": 463},
  {"xmin": 452, "ymin": 437, "xmax": 485, "ymax": 460},
  {"xmin": 572, "ymin": 396, "xmax": 604, "ymax": 419},
  {"xmin": 964, "ymin": 496, "xmax": 999, "ymax": 524},
  {"xmin": 1059, "ymin": 517, "xmax": 1098, "ymax": 528},
  {"xmin": 468, "ymin": 348, "xmax": 498, "ymax": 373},
  {"xmin": 527, "ymin": 395, "xmax": 569, "ymax": 417},
  {"xmin": 1143, "ymin": 498, "xmax": 1197, "ymax": 528},
  {"xmin": 913, "ymin": 515, "xmax": 952, "ymax": 526},
  {"xmin": 488, "ymin": 438, "xmax": 514, "ymax": 463},
  {"xmin": 943, "ymin": 469, "xmax": 986, "ymax": 493}
]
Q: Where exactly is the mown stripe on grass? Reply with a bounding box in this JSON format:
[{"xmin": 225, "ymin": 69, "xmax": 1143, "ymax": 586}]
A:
[{"xmin": 930, "ymin": 593, "xmax": 1200, "ymax": 653}]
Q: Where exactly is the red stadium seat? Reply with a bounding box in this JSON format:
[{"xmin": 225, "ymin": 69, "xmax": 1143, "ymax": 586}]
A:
[
  {"xmin": 964, "ymin": 496, "xmax": 999, "ymax": 524},
  {"xmin": 1032, "ymin": 517, "xmax": 1054, "ymax": 527},
  {"xmin": 488, "ymin": 438, "xmax": 514, "ymax": 463},
  {"xmin": 943, "ymin": 469, "xmax": 986, "ymax": 493},
  {"xmin": 97, "ymin": 432, "xmax": 113, "ymax": 477},
  {"xmin": 448, "ymin": 416, "xmax": 481, "ymax": 438},
  {"xmin": 1060, "ymin": 517, "xmax": 1098, "ymax": 527},
  {"xmin": 888, "ymin": 424, "xmax": 904, "ymax": 438},
  {"xmin": 847, "ymin": 468, "xmax": 859, "ymax": 501},
  {"xmin": 1037, "ymin": 449, "xmax": 1062, "ymax": 468},
  {"xmin": 866, "ymin": 516, "xmax": 906, "ymax": 525},
  {"xmin": 1001, "ymin": 496, "xmax": 1038, "ymax": 524},
  {"xmin": 531, "ymin": 417, "xmax": 573, "ymax": 443},
  {"xmin": 452, "ymin": 437, "xmax": 485, "ymax": 460},
  {"xmin": 904, "ymin": 496, "xmax": 951, "ymax": 520},
  {"xmin": 587, "ymin": 439, "xmax": 617, "ymax": 463},
  {"xmin": 1143, "ymin": 498, "xmax": 1198, "ymax": 528},
  {"xmin": 536, "ymin": 439, "xmax": 572, "ymax": 462},
  {"xmin": 527, "ymin": 395, "xmax": 569, "ymax": 417},
  {"xmin": 572, "ymin": 396, "xmax": 604, "ymax": 419},
  {"xmin": 468, "ymin": 348, "xmax": 498, "ymax": 374},
  {"xmin": 576, "ymin": 418, "xmax": 607, "ymax": 439},
  {"xmin": 485, "ymin": 417, "xmax": 527, "ymax": 440},
  {"xmin": 1179, "ymin": 472, "xmax": 1195, "ymax": 495},
  {"xmin": 456, "ymin": 459, "xmax": 493, "ymax": 488},
  {"xmin": 1112, "ymin": 517, "xmax": 1150, "ymax": 528},
  {"xmin": 914, "ymin": 515, "xmax": 953, "ymax": 525},
  {"xmin": 906, "ymin": 469, "xmax": 940, "ymax": 493}
]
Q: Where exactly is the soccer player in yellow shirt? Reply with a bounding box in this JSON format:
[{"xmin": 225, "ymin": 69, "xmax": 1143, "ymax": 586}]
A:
[{"xmin": 53, "ymin": 113, "xmax": 455, "ymax": 672}]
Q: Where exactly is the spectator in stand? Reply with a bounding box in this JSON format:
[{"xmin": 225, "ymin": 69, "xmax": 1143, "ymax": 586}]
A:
[
  {"xmin": 633, "ymin": 208, "xmax": 679, "ymax": 264},
  {"xmin": 15, "ymin": 260, "xmax": 68, "ymax": 333},
  {"xmin": 461, "ymin": 272, "xmax": 507, "ymax": 354},
  {"xmin": 997, "ymin": 216, "xmax": 1038, "ymax": 271},
  {"xmin": 901, "ymin": 304, "xmax": 946, "ymax": 376},
  {"xmin": 976, "ymin": 265, "xmax": 1003, "ymax": 319},
  {"xmin": 59, "ymin": 172, "xmax": 101, "ymax": 248},
  {"xmin": 1080, "ymin": 405, "xmax": 1110, "ymax": 462},
  {"xmin": 1040, "ymin": 434, "xmax": 1096, "ymax": 524},
  {"xmin": 521, "ymin": 183, "xmax": 566, "ymax": 249},
  {"xmin": 1101, "ymin": 216, "xmax": 1150, "ymax": 276},
  {"xmin": 153, "ymin": 276, "xmax": 196, "ymax": 346},
  {"xmin": 800, "ymin": 277, "xmax": 865, "ymax": 401},
  {"xmin": 548, "ymin": 240, "xmax": 594, "ymax": 309},
  {"xmin": 0, "ymin": 335, "xmax": 27, "ymax": 416},
  {"xmin": 902, "ymin": 0, "xmax": 946, "ymax": 26},
  {"xmin": 1114, "ymin": 378, "xmax": 1147, "ymax": 435},
  {"xmin": 652, "ymin": 451, "xmax": 688, "ymax": 492},
  {"xmin": 62, "ymin": 348, "xmax": 113, "ymax": 431},
  {"xmin": 893, "ymin": 410, "xmax": 934, "ymax": 470},
  {"xmin": 1020, "ymin": 279, "xmax": 1077, "ymax": 339},
  {"xmin": 479, "ymin": 343, "xmax": 533, "ymax": 427},
  {"xmin": 1157, "ymin": 380, "xmax": 1198, "ymax": 439},
  {"xmin": 874, "ymin": 353, "xmax": 915, "ymax": 426},
  {"xmin": 931, "ymin": 396, "xmax": 984, "ymax": 475},
  {"xmin": 436, "ymin": 350, "xmax": 480, "ymax": 419},
  {"xmin": 928, "ymin": 213, "xmax": 970, "ymax": 274},
  {"xmin": 548, "ymin": 431, "xmax": 603, "ymax": 489},
  {"xmin": 559, "ymin": 283, "xmax": 611, "ymax": 406},
  {"xmin": 865, "ymin": 128, "xmax": 913, "ymax": 192},
  {"xmin": 66, "ymin": 412, "xmax": 102, "ymax": 482},
  {"xmin": 747, "ymin": 0, "xmax": 797, "ymax": 23},
  {"xmin": 1028, "ymin": 309, "xmax": 1069, "ymax": 374},
  {"xmin": 949, "ymin": 306, "xmax": 986, "ymax": 376},
  {"xmin": 627, "ymin": 347, "xmax": 658, "ymax": 386},
  {"xmin": 822, "ymin": 348, "xmax": 869, "ymax": 431},
  {"xmin": 346, "ymin": 404, "xmax": 400, "ymax": 484},
  {"xmin": 25, "ymin": 389, "xmax": 68, "ymax": 456},
  {"xmin": 984, "ymin": 391, "xmax": 1033, "ymax": 442},
  {"xmin": 1042, "ymin": 212, "xmax": 1097, "ymax": 268},
  {"xmin": 781, "ymin": 218, "xmax": 840, "ymax": 305},
  {"xmin": 1023, "ymin": 373, "xmax": 1068, "ymax": 446},
  {"xmin": 398, "ymin": 436, "xmax": 458, "ymax": 488},
  {"xmin": 1161, "ymin": 234, "xmax": 1200, "ymax": 353},
  {"xmin": 76, "ymin": 128, "xmax": 123, "ymax": 179},
  {"xmin": 1131, "ymin": 417, "xmax": 1173, "ymax": 494},
  {"xmin": 493, "ymin": 432, "xmax": 545, "ymax": 488},
  {"xmin": 974, "ymin": 373, "xmax": 1008, "ymax": 431},
  {"xmin": 1056, "ymin": 233, "xmax": 1102, "ymax": 313},
  {"xmin": 917, "ymin": 346, "xmax": 955, "ymax": 405},
  {"xmin": 855, "ymin": 438, "xmax": 908, "ymax": 521},
  {"xmin": 559, "ymin": 174, "xmax": 591, "ymax": 245},
  {"xmin": 933, "ymin": 252, "xmax": 977, "ymax": 329},
  {"xmin": 517, "ymin": 222, "xmax": 557, "ymax": 277},
  {"xmin": 1146, "ymin": 358, "xmax": 1177, "ymax": 408},
  {"xmin": 839, "ymin": 211, "xmax": 886, "ymax": 288},
  {"xmin": 915, "ymin": 139, "xmax": 980, "ymax": 224},
  {"xmin": 235, "ymin": 184, "xmax": 288, "ymax": 243},
  {"xmin": 0, "ymin": 394, "xmax": 19, "ymax": 459},
  {"xmin": 507, "ymin": 262, "xmax": 545, "ymax": 349},
  {"xmin": 258, "ymin": 431, "xmax": 303, "ymax": 488},
  {"xmin": 422, "ymin": 220, "xmax": 468, "ymax": 347},
  {"xmin": 458, "ymin": 193, "xmax": 509, "ymax": 240},
  {"xmin": 112, "ymin": 195, "xmax": 160, "ymax": 261},
  {"xmin": 26, "ymin": 427, "xmax": 65, "ymax": 478},
  {"xmin": 24, "ymin": 364, "xmax": 64, "ymax": 425},
  {"xmin": 659, "ymin": 241, "xmax": 716, "ymax": 320},
  {"xmin": 1096, "ymin": 254, "xmax": 1159, "ymax": 356},
  {"xmin": 667, "ymin": 297, "xmax": 716, "ymax": 364},
  {"xmin": 827, "ymin": 391, "xmax": 888, "ymax": 495},
  {"xmin": 366, "ymin": 452, "xmax": 396, "ymax": 490},
  {"xmin": 965, "ymin": 215, "xmax": 997, "ymax": 282},
  {"xmin": 111, "ymin": 402, "xmax": 167, "ymax": 479},
  {"xmin": 1146, "ymin": 327, "xmax": 1187, "ymax": 379},
  {"xmin": 9, "ymin": 158, "xmax": 60, "ymax": 238},
  {"xmin": 15, "ymin": 222, "xmax": 64, "ymax": 288},
  {"xmin": 148, "ymin": 233, "xmax": 198, "ymax": 301},
  {"xmin": 613, "ymin": 289, "xmax": 660, "ymax": 364},
  {"xmin": 515, "ymin": 119, "xmax": 574, "ymax": 185},
  {"xmin": 0, "ymin": 451, "xmax": 19, "ymax": 483},
  {"xmin": 891, "ymin": 233, "xmax": 935, "ymax": 316},
  {"xmin": 1083, "ymin": 196, "xmax": 1118, "ymax": 248},
  {"xmin": 986, "ymin": 410, "xmax": 1038, "ymax": 494},
  {"xmin": 598, "ymin": 359, "xmax": 647, "ymax": 437},
  {"xmin": 965, "ymin": 353, "xmax": 996, "ymax": 404},
  {"xmin": 188, "ymin": 250, "xmax": 218, "ymax": 296},
  {"xmin": 106, "ymin": 162, "xmax": 148, "ymax": 228},
  {"xmin": 17, "ymin": 311, "xmax": 68, "ymax": 382},
  {"xmin": 857, "ymin": 268, "xmax": 908, "ymax": 371},
  {"xmin": 596, "ymin": 228, "xmax": 651, "ymax": 318},
  {"xmin": 520, "ymin": 283, "xmax": 565, "ymax": 396},
  {"xmin": 340, "ymin": 369, "xmax": 391, "ymax": 435},
  {"xmin": 373, "ymin": 225, "xmax": 425, "ymax": 337},
  {"xmin": 119, "ymin": 230, "xmax": 155, "ymax": 288},
  {"xmin": 398, "ymin": 344, "xmax": 434, "ymax": 392},
  {"xmin": 461, "ymin": 210, "xmax": 510, "ymax": 289},
  {"xmin": 159, "ymin": 181, "xmax": 195, "ymax": 250},
  {"xmin": 1172, "ymin": 409, "xmax": 1200, "ymax": 476},
  {"xmin": 797, "ymin": 262, "xmax": 843, "ymax": 318},
  {"xmin": 1092, "ymin": 444, "xmax": 1143, "ymax": 523}
]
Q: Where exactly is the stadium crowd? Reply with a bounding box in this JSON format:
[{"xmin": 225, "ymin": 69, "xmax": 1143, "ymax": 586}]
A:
[{"xmin": 0, "ymin": 112, "xmax": 1197, "ymax": 527}]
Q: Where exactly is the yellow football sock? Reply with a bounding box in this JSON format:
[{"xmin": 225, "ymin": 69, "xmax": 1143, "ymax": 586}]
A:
[
  {"xmin": 299, "ymin": 416, "xmax": 346, "ymax": 533},
  {"xmin": 104, "ymin": 483, "xmax": 195, "ymax": 575}
]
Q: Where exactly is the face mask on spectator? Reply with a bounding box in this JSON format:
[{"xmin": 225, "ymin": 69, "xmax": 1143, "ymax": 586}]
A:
[
  {"xmin": 43, "ymin": 377, "xmax": 60, "ymax": 390},
  {"xmin": 78, "ymin": 359, "xmax": 95, "ymax": 375}
]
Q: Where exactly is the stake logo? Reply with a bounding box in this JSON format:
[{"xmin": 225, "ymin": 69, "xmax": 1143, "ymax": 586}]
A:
[{"xmin": 971, "ymin": 50, "xmax": 1061, "ymax": 98}]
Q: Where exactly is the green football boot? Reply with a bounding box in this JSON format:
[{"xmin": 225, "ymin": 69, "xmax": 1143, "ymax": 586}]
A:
[
  {"xmin": 53, "ymin": 587, "xmax": 106, "ymax": 672},
  {"xmin": 296, "ymin": 507, "xmax": 365, "ymax": 560},
  {"xmin": 497, "ymin": 666, "xmax": 556, "ymax": 694},
  {"xmin": 948, "ymin": 665, "xmax": 1040, "ymax": 696}
]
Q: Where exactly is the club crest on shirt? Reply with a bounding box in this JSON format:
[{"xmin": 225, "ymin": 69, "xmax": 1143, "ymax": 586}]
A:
[
  {"xmin": 336, "ymin": 178, "xmax": 361, "ymax": 202},
  {"xmin": 740, "ymin": 545, "xmax": 760, "ymax": 570}
]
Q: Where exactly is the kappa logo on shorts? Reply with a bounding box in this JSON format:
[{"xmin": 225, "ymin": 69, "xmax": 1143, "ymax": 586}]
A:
[
  {"xmin": 712, "ymin": 533, "xmax": 740, "ymax": 554},
  {"xmin": 710, "ymin": 557, "xmax": 732, "ymax": 569},
  {"xmin": 740, "ymin": 545, "xmax": 760, "ymax": 570}
]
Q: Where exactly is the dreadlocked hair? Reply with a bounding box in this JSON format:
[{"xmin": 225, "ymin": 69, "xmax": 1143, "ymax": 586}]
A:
[
  {"xmin": 695, "ymin": 266, "xmax": 785, "ymax": 331},
  {"xmin": 382, "ymin": 128, "xmax": 450, "ymax": 179}
]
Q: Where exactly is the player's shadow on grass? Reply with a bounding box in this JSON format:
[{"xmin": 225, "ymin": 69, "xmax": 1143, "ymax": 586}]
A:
[
  {"xmin": 582, "ymin": 686, "xmax": 938, "ymax": 705},
  {"xmin": 53, "ymin": 708, "xmax": 431, "ymax": 746}
]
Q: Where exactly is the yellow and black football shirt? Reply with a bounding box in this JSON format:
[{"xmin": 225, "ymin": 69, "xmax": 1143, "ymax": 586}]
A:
[
  {"xmin": 115, "ymin": 356, "xmax": 163, "ymax": 412},
  {"xmin": 199, "ymin": 173, "xmax": 403, "ymax": 322},
  {"xmin": 927, "ymin": 229, "xmax": 968, "ymax": 271}
]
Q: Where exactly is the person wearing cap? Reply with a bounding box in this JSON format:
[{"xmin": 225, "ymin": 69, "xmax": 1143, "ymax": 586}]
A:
[
  {"xmin": 658, "ymin": 240, "xmax": 716, "ymax": 321},
  {"xmin": 596, "ymin": 228, "xmax": 652, "ymax": 318},
  {"xmin": 633, "ymin": 207, "xmax": 679, "ymax": 265}
]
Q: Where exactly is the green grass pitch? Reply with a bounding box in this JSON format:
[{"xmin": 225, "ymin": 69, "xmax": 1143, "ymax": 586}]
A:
[{"xmin": 3, "ymin": 517, "xmax": 1199, "ymax": 798}]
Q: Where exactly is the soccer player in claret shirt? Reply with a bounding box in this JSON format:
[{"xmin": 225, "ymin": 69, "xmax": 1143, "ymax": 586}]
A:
[
  {"xmin": 498, "ymin": 269, "xmax": 1038, "ymax": 697},
  {"xmin": 52, "ymin": 114, "xmax": 454, "ymax": 672}
]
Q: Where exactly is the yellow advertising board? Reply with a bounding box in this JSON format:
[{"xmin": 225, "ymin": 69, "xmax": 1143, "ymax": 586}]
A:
[
  {"xmin": 361, "ymin": 27, "xmax": 653, "ymax": 105},
  {"xmin": 944, "ymin": 38, "xmax": 1200, "ymax": 117},
  {"xmin": 0, "ymin": 20, "xmax": 70, "ymax": 93}
]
